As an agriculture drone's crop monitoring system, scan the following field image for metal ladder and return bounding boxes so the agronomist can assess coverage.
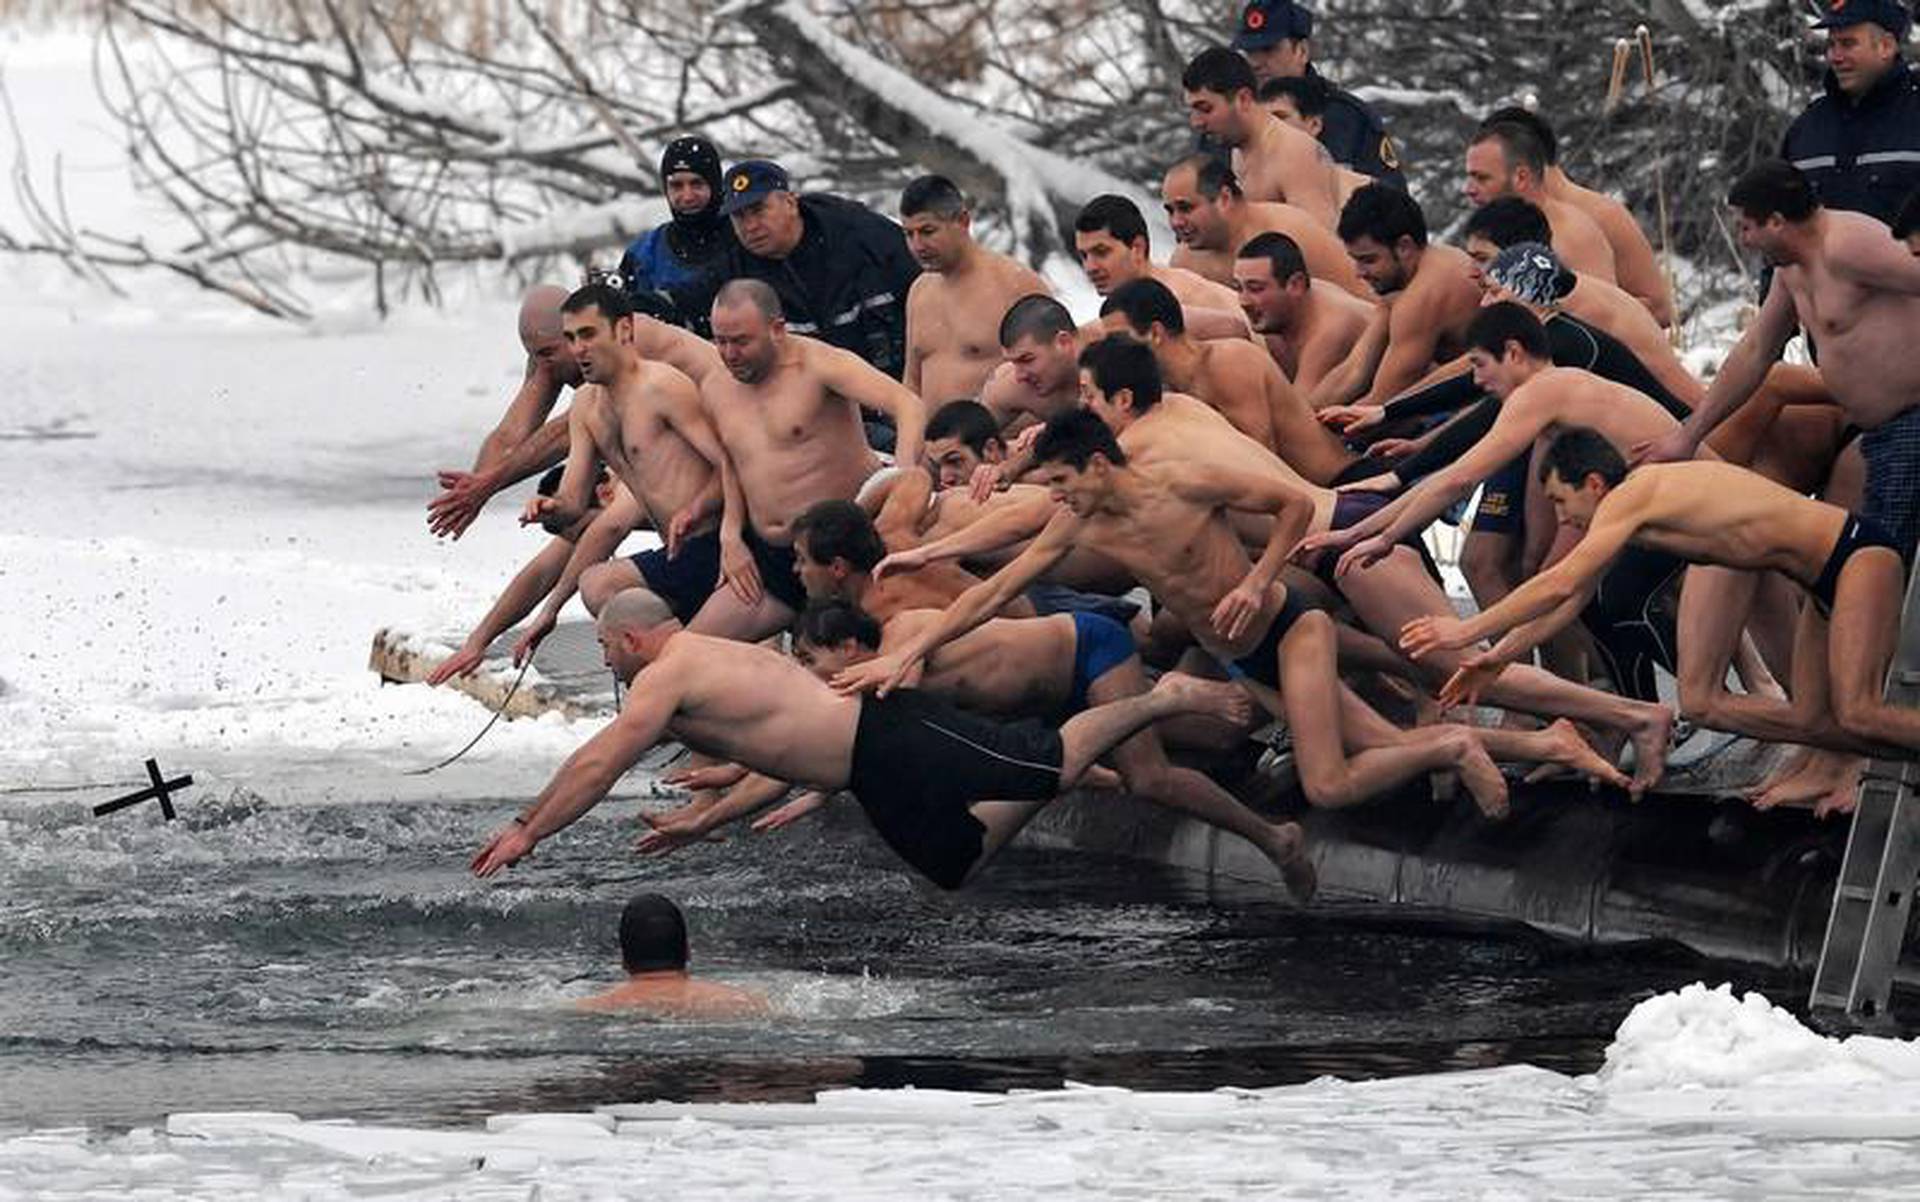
[1809,555,1920,1020]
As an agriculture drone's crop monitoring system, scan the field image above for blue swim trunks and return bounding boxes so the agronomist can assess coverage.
[629,529,723,623]
[1065,611,1136,713]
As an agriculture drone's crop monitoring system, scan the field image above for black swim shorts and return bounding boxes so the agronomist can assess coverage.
[629,529,723,623]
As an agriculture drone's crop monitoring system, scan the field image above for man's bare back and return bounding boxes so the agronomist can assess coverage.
[576,974,769,1018]
[1236,115,1340,227]
[1159,336,1357,485]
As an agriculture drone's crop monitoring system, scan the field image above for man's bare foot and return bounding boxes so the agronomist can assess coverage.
[1534,718,1632,790]
[1626,707,1675,801]
[1814,758,1867,819]
[1754,749,1862,812]
[1446,729,1510,820]
[1153,672,1254,728]
[1260,819,1317,903]
[1747,744,1817,807]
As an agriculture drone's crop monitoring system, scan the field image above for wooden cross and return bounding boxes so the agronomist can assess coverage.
[93,758,193,821]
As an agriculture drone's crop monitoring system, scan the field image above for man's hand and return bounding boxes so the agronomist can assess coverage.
[519,494,577,535]
[512,611,558,667]
[1365,438,1418,460]
[1333,535,1392,579]
[1210,577,1266,643]
[832,650,921,698]
[428,469,498,540]
[1289,526,1361,566]
[872,546,929,581]
[1317,404,1384,435]
[1399,614,1470,660]
[1336,470,1401,494]
[427,643,487,686]
[665,505,700,559]
[634,804,713,857]
[966,462,1006,505]
[751,790,828,832]
[718,532,764,606]
[471,823,536,877]
[1630,427,1699,468]
[664,761,749,792]
[1437,653,1508,709]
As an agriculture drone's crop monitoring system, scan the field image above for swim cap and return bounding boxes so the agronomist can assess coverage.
[1486,241,1567,306]
[660,136,722,193]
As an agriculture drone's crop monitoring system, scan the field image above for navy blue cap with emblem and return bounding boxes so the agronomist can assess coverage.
[1231,0,1313,51]
[1813,0,1912,37]
[719,159,792,216]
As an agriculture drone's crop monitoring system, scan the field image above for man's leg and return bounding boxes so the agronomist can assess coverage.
[960,800,1057,878]
[1053,673,1255,785]
[1088,656,1313,895]
[1827,548,1920,752]
[579,559,645,615]
[686,586,795,642]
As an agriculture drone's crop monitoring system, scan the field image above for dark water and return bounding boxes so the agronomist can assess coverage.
[0,788,1801,1129]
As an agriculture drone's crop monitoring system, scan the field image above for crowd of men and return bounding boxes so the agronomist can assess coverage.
[436,0,1920,900]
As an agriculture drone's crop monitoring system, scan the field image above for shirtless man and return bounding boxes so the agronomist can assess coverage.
[977,294,1083,434]
[791,498,1031,623]
[1162,154,1365,296]
[1638,160,1920,571]
[469,589,1256,891]
[898,174,1050,402]
[1465,122,1617,284]
[1313,185,1485,408]
[1259,76,1372,211]
[870,341,1641,796]
[1098,277,1360,485]
[576,894,768,1018]
[793,597,1312,894]
[1305,302,1700,710]
[1401,432,1914,815]
[692,279,929,640]
[1481,106,1674,327]
[1234,231,1374,397]
[1072,195,1251,338]
[1182,46,1340,227]
[523,284,734,644]
[430,289,724,539]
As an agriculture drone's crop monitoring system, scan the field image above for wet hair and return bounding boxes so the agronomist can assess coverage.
[1728,160,1817,223]
[1077,333,1164,411]
[1181,46,1256,97]
[926,399,1002,455]
[1074,195,1150,249]
[793,499,886,572]
[1033,407,1129,470]
[1480,105,1558,165]
[1539,427,1627,489]
[1895,187,1920,240]
[998,293,1075,348]
[900,174,967,220]
[794,596,883,651]
[1338,183,1427,247]
[1258,73,1329,117]
[619,893,689,973]
[1463,196,1553,249]
[1473,122,1549,179]
[561,281,632,322]
[1466,301,1552,360]
[1179,152,1241,199]
[1100,277,1186,337]
[713,277,784,320]
[1237,230,1309,284]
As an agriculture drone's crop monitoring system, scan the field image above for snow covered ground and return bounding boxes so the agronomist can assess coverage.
[2,986,1918,1199]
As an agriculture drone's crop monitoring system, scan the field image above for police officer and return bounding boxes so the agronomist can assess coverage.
[1782,0,1920,226]
[1228,0,1405,188]
[617,136,735,332]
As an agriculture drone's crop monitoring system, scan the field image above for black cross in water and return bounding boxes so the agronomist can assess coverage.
[93,758,193,821]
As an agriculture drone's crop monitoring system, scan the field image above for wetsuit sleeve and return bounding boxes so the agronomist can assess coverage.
[1394,398,1501,484]
[1381,370,1482,422]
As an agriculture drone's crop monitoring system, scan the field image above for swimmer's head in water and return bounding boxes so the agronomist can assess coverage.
[1074,196,1151,295]
[597,589,678,680]
[925,400,1003,489]
[793,597,882,681]
[998,294,1079,395]
[899,175,973,272]
[710,279,785,383]
[1233,230,1310,332]
[1538,427,1625,532]
[1033,408,1128,517]
[792,500,885,600]
[1338,184,1426,295]
[1483,242,1565,308]
[1727,160,1817,267]
[620,894,690,974]
[560,283,635,386]
[1464,301,1551,399]
[1182,47,1259,145]
[1076,334,1163,433]
[1162,154,1238,251]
